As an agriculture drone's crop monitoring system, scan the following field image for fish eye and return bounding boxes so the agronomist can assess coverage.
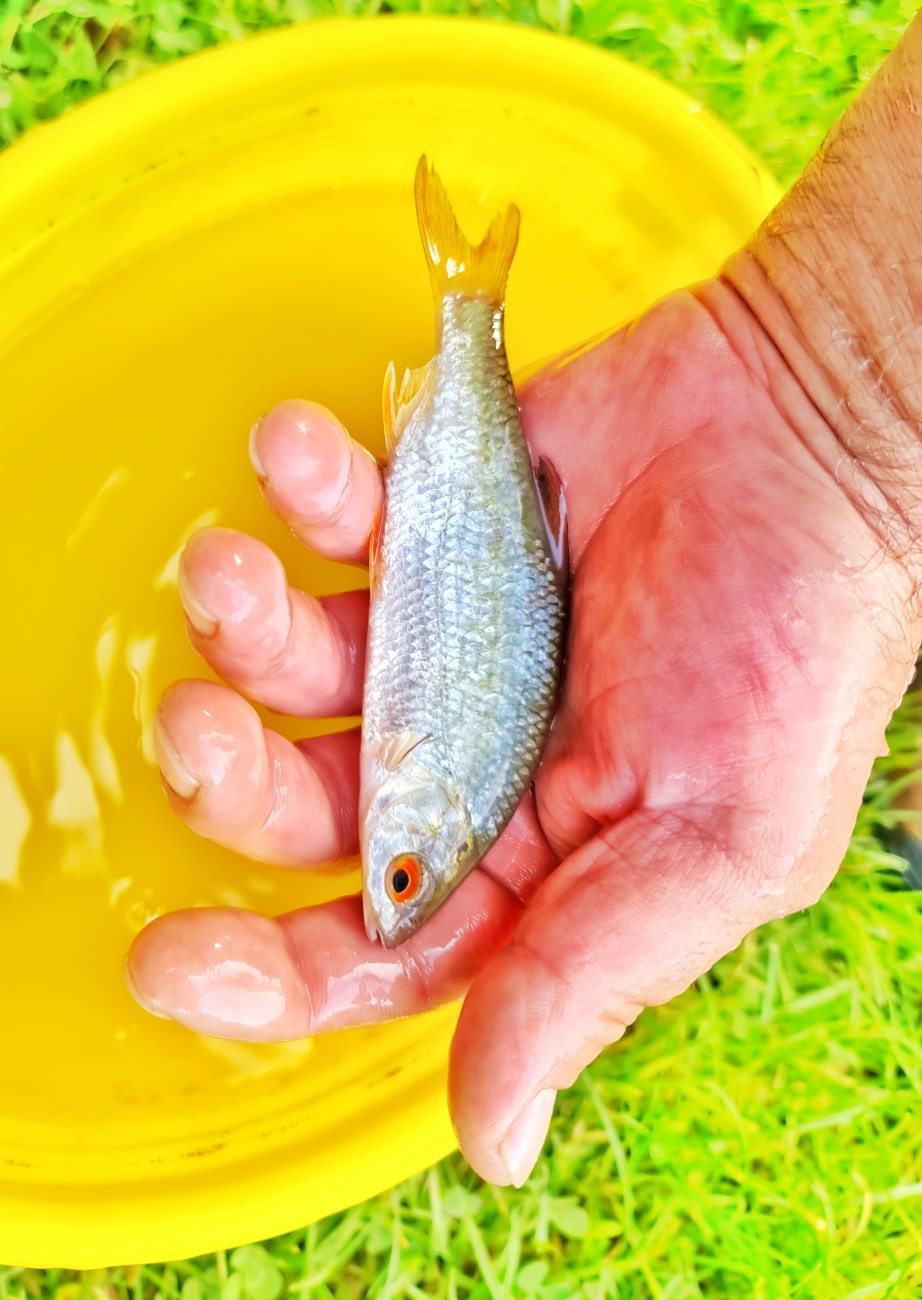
[386,854,425,904]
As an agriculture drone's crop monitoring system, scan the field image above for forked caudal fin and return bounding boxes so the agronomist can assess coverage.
[414,156,520,307]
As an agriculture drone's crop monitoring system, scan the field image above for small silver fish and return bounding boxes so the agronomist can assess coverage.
[359,158,567,948]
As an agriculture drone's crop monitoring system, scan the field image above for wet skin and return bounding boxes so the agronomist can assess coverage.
[126,281,916,1183]
[128,15,922,1185]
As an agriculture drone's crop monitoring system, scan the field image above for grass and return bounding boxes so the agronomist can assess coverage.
[3,0,922,1295]
[0,0,920,181]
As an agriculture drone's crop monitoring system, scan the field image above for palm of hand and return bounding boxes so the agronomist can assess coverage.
[127,286,911,1185]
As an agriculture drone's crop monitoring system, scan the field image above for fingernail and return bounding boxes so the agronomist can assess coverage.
[249,418,266,481]
[177,560,219,638]
[498,1088,556,1187]
[152,712,200,800]
[123,953,171,1020]
[126,911,310,1038]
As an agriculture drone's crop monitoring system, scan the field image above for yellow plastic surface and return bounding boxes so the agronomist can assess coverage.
[0,16,781,1267]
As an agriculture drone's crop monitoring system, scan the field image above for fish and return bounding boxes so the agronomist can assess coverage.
[359,157,568,948]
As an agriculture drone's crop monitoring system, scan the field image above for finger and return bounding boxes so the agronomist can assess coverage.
[178,527,367,717]
[477,787,559,904]
[125,792,558,1037]
[153,679,360,866]
[250,400,383,565]
[124,870,523,1039]
[448,806,837,1187]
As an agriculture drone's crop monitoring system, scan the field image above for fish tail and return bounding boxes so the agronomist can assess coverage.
[414,156,520,307]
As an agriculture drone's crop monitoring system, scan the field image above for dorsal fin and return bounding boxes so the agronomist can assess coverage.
[414,156,520,307]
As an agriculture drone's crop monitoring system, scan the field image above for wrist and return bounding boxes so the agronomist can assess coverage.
[723,13,922,591]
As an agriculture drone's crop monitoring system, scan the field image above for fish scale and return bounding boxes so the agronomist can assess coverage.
[359,160,567,947]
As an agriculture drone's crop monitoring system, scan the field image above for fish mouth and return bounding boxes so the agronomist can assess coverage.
[365,919,411,950]
[363,899,419,948]
[365,907,429,950]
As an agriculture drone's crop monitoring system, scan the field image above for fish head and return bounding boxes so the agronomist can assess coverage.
[362,770,473,948]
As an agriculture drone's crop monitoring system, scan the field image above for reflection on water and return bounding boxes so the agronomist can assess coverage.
[65,467,130,555]
[126,634,159,765]
[0,756,30,887]
[0,390,358,1129]
[156,508,221,589]
[49,730,105,877]
[195,1034,313,1082]
[91,615,124,799]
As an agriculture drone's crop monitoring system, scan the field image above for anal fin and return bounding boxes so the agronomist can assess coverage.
[382,362,399,459]
[382,358,436,460]
[398,362,434,410]
[369,496,386,596]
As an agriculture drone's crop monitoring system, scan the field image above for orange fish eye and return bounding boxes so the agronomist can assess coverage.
[386,854,424,904]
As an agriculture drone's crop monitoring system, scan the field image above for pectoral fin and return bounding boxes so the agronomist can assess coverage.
[380,730,430,771]
[535,457,568,578]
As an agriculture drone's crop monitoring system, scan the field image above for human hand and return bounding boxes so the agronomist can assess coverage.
[125,273,916,1186]
[128,7,922,1188]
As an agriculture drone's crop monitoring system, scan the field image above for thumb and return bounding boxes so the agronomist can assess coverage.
[448,806,829,1186]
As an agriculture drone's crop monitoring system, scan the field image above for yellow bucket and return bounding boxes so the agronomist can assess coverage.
[0,16,780,1267]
